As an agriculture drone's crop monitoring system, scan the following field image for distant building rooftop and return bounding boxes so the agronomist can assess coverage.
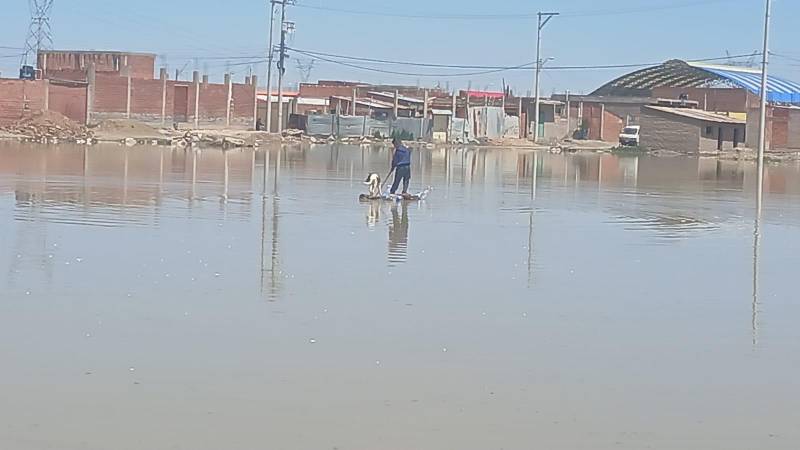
[643,105,745,125]
[593,59,800,104]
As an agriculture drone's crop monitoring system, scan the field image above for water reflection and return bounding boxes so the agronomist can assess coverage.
[388,202,410,266]
[260,147,282,300]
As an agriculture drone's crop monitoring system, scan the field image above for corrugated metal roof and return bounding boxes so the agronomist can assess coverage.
[644,106,745,124]
[689,63,800,104]
[592,60,800,104]
[330,96,410,109]
[367,91,425,104]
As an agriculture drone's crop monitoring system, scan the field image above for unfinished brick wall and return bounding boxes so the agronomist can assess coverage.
[131,78,169,122]
[94,74,128,115]
[39,51,156,80]
[231,83,256,126]
[49,81,87,124]
[579,103,624,142]
[0,79,48,124]
[88,75,255,128]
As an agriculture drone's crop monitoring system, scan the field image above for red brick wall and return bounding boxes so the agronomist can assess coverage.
[232,83,256,121]
[299,84,357,99]
[49,82,87,124]
[89,75,254,127]
[94,74,128,114]
[198,83,228,120]
[0,79,47,124]
[131,78,167,117]
[579,103,624,142]
[39,51,156,81]
[126,55,155,79]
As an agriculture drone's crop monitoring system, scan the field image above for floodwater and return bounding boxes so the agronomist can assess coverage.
[1,141,799,450]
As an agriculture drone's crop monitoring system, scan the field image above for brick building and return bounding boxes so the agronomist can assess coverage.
[558,59,800,143]
[0,50,257,129]
[746,105,800,151]
[38,50,156,81]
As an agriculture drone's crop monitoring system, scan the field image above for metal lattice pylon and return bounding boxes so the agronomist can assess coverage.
[22,0,54,67]
[295,59,314,83]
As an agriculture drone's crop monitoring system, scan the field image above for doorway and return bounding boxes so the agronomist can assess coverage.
[173,85,189,123]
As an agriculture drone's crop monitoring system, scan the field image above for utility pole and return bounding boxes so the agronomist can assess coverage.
[265,0,277,133]
[532,11,559,143]
[276,0,294,135]
[756,0,771,215]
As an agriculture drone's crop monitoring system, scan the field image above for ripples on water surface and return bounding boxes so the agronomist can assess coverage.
[1,142,800,450]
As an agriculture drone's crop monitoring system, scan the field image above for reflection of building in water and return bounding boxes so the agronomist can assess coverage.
[1,146,257,222]
[388,202,409,266]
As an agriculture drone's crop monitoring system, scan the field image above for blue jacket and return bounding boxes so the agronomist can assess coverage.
[392,145,412,168]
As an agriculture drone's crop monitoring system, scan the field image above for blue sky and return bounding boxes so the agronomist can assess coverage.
[1,0,798,94]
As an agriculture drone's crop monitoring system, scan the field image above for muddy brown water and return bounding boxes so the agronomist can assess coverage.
[1,142,799,450]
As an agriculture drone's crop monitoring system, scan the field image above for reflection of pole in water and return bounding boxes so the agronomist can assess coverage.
[123,149,129,206]
[191,149,197,200]
[527,211,535,288]
[752,163,765,348]
[222,150,229,202]
[251,150,256,191]
[262,149,270,197]
[262,179,282,300]
[752,212,761,348]
[531,153,538,200]
[274,146,281,195]
[83,147,90,207]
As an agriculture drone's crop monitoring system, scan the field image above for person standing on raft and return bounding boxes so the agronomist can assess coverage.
[389,137,412,195]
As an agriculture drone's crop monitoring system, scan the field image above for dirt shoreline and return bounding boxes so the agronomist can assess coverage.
[3,117,800,162]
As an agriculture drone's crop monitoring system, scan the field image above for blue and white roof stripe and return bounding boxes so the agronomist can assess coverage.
[691,63,800,104]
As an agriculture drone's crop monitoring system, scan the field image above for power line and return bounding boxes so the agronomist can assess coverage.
[287,47,761,77]
[289,47,536,77]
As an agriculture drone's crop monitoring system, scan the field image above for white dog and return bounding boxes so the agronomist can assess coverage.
[363,173,382,198]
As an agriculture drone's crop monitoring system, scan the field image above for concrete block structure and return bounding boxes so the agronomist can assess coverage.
[640,105,745,153]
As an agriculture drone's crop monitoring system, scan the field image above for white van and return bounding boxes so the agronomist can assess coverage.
[619,125,640,146]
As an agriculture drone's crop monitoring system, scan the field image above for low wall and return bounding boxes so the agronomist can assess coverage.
[0,78,87,125]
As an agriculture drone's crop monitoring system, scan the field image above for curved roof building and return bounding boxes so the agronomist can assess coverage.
[592,59,800,104]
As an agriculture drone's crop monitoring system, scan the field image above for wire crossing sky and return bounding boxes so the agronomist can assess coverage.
[0,0,798,94]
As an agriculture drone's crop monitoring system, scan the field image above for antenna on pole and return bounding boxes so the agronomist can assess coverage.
[22,0,54,68]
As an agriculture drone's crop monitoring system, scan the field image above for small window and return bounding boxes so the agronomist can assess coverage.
[705,126,714,135]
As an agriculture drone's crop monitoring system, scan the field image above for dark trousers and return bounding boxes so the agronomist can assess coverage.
[391,165,411,194]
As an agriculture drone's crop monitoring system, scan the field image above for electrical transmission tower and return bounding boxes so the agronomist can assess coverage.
[296,59,315,83]
[22,0,55,67]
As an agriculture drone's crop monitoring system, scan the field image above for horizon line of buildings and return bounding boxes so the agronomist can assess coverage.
[2,50,800,152]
